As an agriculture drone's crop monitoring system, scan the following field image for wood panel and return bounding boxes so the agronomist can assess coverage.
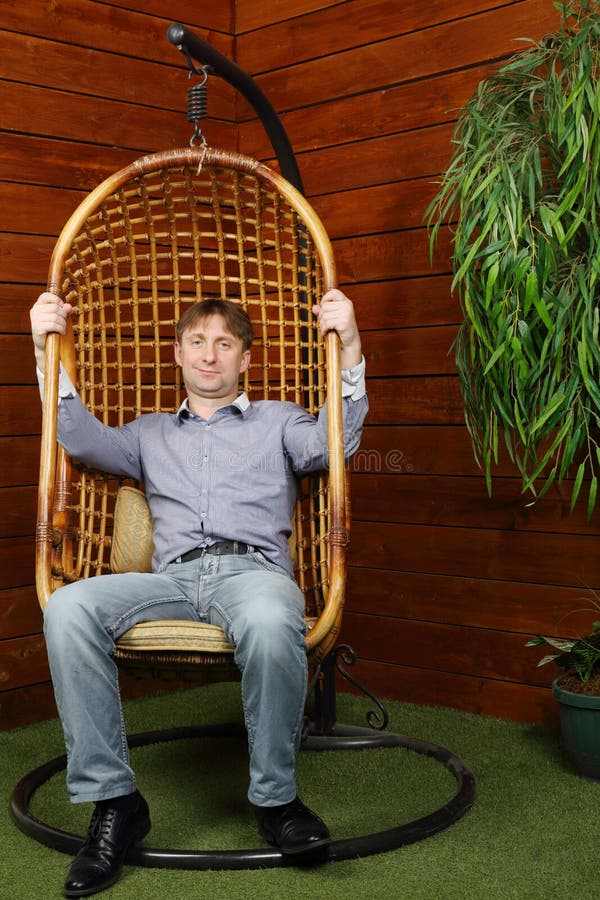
[0,233,57,288]
[0,538,36,590]
[0,634,50,691]
[237,0,521,67]
[3,82,236,153]
[350,425,484,477]
[0,285,40,333]
[239,0,560,117]
[0,389,41,436]
[350,277,460,330]
[0,487,37,540]
[0,1,232,63]
[316,177,439,239]
[2,335,57,385]
[345,567,599,638]
[0,586,42,640]
[351,473,598,535]
[0,183,86,240]
[0,437,40,487]
[240,64,495,158]
[337,658,558,725]
[335,226,452,284]
[361,326,459,377]
[349,521,600,589]
[236,0,345,34]
[0,134,149,191]
[105,0,233,33]
[342,611,552,686]
[0,682,58,730]
[0,29,236,120]
[299,124,455,197]
[365,377,464,426]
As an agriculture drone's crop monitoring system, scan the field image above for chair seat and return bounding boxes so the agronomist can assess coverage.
[115,617,318,656]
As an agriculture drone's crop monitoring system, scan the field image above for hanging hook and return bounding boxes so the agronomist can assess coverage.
[176,42,212,145]
[177,43,212,81]
[182,54,210,147]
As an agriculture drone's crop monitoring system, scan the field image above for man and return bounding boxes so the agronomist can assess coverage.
[30,289,367,898]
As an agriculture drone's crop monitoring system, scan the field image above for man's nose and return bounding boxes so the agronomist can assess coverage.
[201,343,217,362]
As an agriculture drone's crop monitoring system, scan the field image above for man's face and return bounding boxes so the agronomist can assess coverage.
[174,314,250,403]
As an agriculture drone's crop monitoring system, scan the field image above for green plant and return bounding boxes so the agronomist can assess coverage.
[426,0,600,515]
[526,621,600,682]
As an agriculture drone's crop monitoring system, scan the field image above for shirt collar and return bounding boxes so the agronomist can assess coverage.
[176,392,251,422]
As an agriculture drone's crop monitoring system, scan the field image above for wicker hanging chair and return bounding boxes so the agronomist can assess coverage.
[36,145,349,681]
[22,142,477,873]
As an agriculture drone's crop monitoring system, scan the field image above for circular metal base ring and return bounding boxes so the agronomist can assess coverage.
[10,722,476,869]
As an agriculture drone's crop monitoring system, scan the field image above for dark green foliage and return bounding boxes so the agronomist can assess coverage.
[527,619,600,681]
[427,1,600,515]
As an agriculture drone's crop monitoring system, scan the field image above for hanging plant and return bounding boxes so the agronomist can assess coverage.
[426,0,600,516]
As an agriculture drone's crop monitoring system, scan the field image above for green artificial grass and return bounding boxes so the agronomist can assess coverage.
[2,684,599,899]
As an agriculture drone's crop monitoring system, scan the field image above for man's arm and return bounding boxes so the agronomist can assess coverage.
[30,291,73,372]
[282,289,368,472]
[30,291,143,481]
[312,288,362,370]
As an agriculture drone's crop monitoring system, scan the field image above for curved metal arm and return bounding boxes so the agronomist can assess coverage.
[167,23,304,194]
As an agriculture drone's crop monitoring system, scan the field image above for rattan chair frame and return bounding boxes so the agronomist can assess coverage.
[36,146,348,673]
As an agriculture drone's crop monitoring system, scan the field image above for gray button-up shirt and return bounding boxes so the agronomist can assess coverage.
[41,362,368,575]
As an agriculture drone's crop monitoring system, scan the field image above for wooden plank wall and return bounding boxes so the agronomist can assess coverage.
[237,0,598,725]
[0,0,236,729]
[1,0,596,732]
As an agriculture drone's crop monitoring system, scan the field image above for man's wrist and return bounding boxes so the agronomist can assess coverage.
[340,339,362,370]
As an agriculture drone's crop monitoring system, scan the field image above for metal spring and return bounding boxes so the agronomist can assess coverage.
[188,82,207,123]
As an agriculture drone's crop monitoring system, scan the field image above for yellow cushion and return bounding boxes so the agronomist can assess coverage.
[111,485,154,573]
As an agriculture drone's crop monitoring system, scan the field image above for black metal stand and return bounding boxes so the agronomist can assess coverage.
[167,23,304,192]
[10,643,476,869]
[312,645,390,734]
[10,720,475,869]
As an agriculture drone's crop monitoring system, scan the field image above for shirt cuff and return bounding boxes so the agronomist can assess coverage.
[36,363,78,403]
[341,355,366,400]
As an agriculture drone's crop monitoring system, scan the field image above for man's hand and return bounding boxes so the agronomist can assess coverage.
[30,292,73,371]
[312,289,362,370]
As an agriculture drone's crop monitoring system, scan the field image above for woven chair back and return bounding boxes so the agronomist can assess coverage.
[37,148,347,662]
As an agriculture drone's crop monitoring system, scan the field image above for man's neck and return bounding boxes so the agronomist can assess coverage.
[186,391,240,420]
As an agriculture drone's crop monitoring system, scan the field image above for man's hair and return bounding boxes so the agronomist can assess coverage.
[176,299,254,351]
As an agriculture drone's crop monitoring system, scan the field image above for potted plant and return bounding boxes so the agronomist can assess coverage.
[426,0,600,514]
[527,623,600,778]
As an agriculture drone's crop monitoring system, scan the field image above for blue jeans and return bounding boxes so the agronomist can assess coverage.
[43,551,307,807]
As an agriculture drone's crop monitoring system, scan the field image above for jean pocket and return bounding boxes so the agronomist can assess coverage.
[249,551,287,576]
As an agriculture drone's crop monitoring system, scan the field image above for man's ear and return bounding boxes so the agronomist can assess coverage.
[240,349,251,374]
[174,341,182,367]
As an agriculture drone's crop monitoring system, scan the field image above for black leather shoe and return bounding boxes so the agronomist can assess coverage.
[255,796,331,856]
[64,791,151,898]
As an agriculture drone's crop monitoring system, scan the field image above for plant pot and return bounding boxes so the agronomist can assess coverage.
[552,677,600,780]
